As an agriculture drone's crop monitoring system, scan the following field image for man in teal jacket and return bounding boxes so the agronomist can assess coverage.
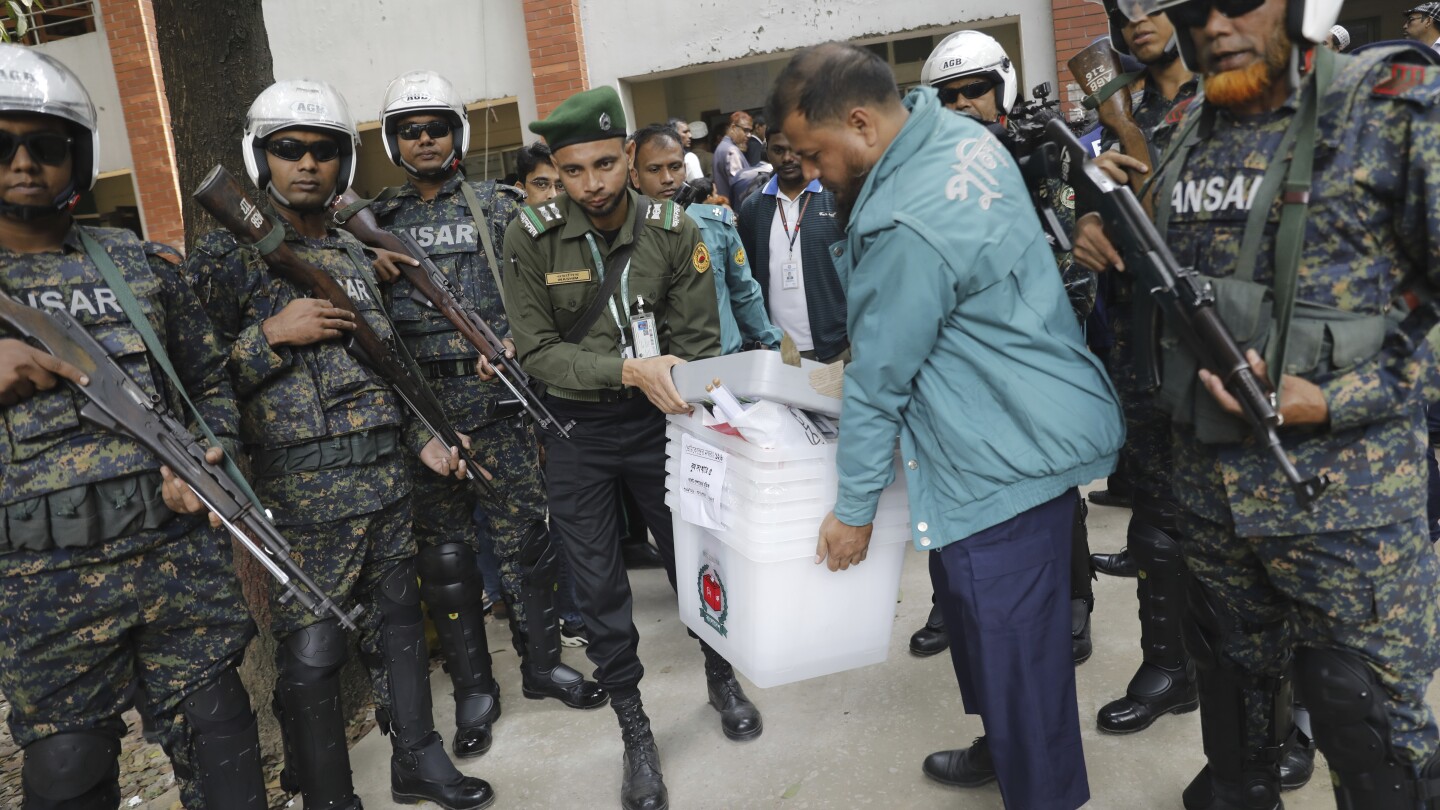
[771,43,1123,810]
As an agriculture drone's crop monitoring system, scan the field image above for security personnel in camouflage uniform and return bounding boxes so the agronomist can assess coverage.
[366,71,607,760]
[0,46,265,810]
[624,123,782,354]
[916,30,1101,666]
[1078,0,1215,752]
[503,86,760,810]
[1075,0,1440,803]
[184,80,491,810]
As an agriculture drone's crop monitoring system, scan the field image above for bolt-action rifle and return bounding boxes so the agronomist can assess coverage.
[0,289,361,629]
[330,190,572,438]
[1038,118,1330,510]
[192,165,499,502]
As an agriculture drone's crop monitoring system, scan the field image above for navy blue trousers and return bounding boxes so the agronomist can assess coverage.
[929,489,1090,810]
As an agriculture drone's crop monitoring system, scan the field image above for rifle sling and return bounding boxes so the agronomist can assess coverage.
[458,180,505,294]
[77,229,266,512]
[564,196,648,345]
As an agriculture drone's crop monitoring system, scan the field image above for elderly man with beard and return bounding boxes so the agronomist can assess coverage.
[1074,0,1440,804]
[774,42,1125,810]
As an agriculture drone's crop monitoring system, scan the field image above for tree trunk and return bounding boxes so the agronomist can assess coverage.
[152,0,272,248]
[151,6,376,804]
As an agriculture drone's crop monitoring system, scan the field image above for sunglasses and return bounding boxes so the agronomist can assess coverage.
[265,138,341,162]
[1165,0,1266,29]
[937,78,998,105]
[0,131,73,166]
[398,121,453,141]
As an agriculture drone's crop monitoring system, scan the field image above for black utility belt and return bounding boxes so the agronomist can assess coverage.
[251,426,402,478]
[422,358,478,380]
[0,471,174,554]
[545,387,641,404]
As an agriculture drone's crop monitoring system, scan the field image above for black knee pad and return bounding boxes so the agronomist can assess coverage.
[22,731,120,805]
[417,543,482,614]
[516,521,554,571]
[183,667,254,736]
[378,558,423,625]
[279,618,349,685]
[1295,647,1393,772]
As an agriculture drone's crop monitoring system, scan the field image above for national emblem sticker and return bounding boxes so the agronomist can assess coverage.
[698,553,728,637]
[692,242,711,274]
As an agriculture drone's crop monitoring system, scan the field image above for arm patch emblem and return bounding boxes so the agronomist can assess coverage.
[734,247,746,266]
[692,242,711,274]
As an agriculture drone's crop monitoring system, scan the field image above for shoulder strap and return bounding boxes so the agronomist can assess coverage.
[458,181,505,293]
[77,228,265,511]
[563,196,649,344]
[1266,46,1336,393]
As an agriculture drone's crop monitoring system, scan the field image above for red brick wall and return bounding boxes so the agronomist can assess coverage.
[523,0,590,118]
[1052,0,1112,117]
[99,0,184,248]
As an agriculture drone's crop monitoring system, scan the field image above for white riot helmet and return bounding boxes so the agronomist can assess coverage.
[379,70,468,177]
[242,79,359,207]
[1128,0,1345,69]
[921,31,1019,115]
[0,43,98,218]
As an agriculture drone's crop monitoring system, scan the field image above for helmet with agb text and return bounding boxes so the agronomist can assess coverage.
[242,79,359,207]
[379,70,469,177]
[0,43,98,219]
[920,31,1019,115]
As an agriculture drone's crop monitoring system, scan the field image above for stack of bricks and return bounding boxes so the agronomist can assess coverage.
[99,0,184,249]
[523,0,590,118]
[1051,0,1112,119]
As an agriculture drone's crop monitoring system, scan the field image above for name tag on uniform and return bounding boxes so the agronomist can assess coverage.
[781,261,800,290]
[546,270,592,286]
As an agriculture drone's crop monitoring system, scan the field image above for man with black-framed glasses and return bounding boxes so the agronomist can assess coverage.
[712,111,753,200]
[1404,2,1440,51]
[1072,0,1440,803]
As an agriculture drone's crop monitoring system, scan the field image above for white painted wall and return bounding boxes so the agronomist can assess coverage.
[262,0,537,128]
[34,24,133,174]
[580,0,1056,119]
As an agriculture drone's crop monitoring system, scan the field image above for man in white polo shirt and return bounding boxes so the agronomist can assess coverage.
[737,130,849,363]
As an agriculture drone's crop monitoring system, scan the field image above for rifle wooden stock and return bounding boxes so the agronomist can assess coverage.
[191,165,499,502]
[0,289,360,629]
[331,189,572,438]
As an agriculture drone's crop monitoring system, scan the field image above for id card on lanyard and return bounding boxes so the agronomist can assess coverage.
[584,232,659,359]
[778,192,810,291]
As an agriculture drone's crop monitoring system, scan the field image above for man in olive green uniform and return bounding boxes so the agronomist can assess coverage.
[502,86,761,810]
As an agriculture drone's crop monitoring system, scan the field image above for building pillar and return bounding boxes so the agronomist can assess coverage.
[522,0,590,119]
[1051,0,1112,118]
[98,0,183,248]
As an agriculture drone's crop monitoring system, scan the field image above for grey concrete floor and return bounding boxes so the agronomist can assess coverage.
[178,485,1440,810]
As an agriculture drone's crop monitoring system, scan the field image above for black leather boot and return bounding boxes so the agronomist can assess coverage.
[511,525,609,710]
[1278,728,1315,791]
[417,544,501,760]
[372,562,494,810]
[1098,504,1198,732]
[922,736,997,788]
[909,603,949,657]
[1072,598,1093,665]
[1091,548,1139,577]
[613,694,668,810]
[702,643,762,741]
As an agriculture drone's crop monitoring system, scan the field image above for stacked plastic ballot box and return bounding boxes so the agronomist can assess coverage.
[664,351,912,688]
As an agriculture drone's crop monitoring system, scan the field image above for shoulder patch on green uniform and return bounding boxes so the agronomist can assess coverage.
[143,241,183,266]
[518,201,565,239]
[643,199,685,232]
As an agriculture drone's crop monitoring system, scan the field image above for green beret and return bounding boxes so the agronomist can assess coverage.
[529,85,627,152]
